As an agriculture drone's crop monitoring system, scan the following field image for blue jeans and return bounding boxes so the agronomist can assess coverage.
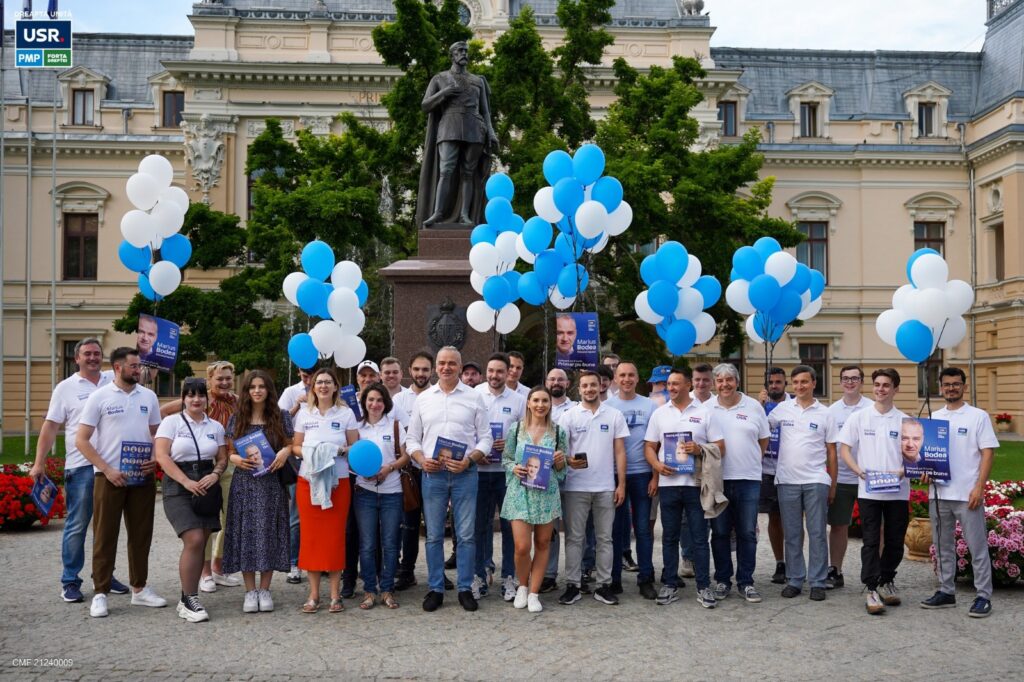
[710,479,761,589]
[353,487,403,593]
[659,485,710,590]
[777,483,829,589]
[475,471,513,580]
[612,473,655,585]
[422,469,478,593]
[61,464,95,587]
[287,483,300,568]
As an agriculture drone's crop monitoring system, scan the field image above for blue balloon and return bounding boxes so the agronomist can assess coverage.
[522,217,552,253]
[556,216,573,234]
[287,333,318,369]
[809,269,826,299]
[160,234,192,269]
[572,144,606,186]
[769,289,803,324]
[348,440,384,478]
[590,176,623,213]
[557,264,589,298]
[300,240,334,281]
[534,250,563,288]
[503,271,522,302]
[138,273,160,302]
[655,320,671,341]
[906,248,941,286]
[355,280,368,307]
[518,271,547,305]
[483,275,512,310]
[753,311,784,343]
[297,278,328,317]
[470,224,498,246]
[505,213,525,234]
[786,263,812,295]
[485,173,514,201]
[640,255,660,286]
[656,241,689,283]
[582,233,602,249]
[748,273,782,311]
[666,319,697,356]
[693,275,722,309]
[895,319,934,363]
[752,236,782,262]
[552,177,585,217]
[729,268,741,282]
[732,246,764,281]
[543,150,574,186]
[647,280,679,317]
[485,197,514,231]
[118,240,152,273]
[554,232,584,263]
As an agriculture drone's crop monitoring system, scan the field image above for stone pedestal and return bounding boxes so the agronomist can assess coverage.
[380,229,495,367]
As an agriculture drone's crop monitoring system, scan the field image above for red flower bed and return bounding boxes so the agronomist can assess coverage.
[0,468,67,531]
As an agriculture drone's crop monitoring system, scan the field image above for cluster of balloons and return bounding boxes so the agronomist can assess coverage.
[117,154,191,301]
[634,242,720,355]
[283,240,370,369]
[725,237,825,344]
[875,249,973,363]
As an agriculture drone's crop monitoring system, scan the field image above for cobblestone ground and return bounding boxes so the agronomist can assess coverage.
[1,506,1022,681]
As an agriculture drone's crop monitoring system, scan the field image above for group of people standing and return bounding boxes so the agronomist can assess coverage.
[31,338,1000,622]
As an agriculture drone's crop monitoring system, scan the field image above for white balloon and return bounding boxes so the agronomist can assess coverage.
[495,231,519,265]
[151,199,186,239]
[574,201,608,239]
[800,290,811,309]
[605,201,632,237]
[634,291,664,325]
[121,210,157,248]
[469,242,500,276]
[874,308,908,346]
[936,315,967,349]
[470,270,487,295]
[674,287,704,320]
[910,253,949,290]
[282,272,308,306]
[310,320,343,354]
[677,255,702,288]
[515,234,537,264]
[550,290,575,310]
[764,251,797,287]
[333,335,366,369]
[126,172,162,211]
[150,234,164,251]
[341,308,366,337]
[331,261,362,290]
[725,279,756,315]
[892,284,916,312]
[327,287,360,324]
[148,260,181,296]
[945,279,974,316]
[159,186,190,213]
[467,300,495,332]
[588,232,609,255]
[797,296,823,321]
[533,186,563,223]
[138,154,174,188]
[495,303,521,334]
[745,315,764,344]
[914,287,949,328]
[693,312,717,345]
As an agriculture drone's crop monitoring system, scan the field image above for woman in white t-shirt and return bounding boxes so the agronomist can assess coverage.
[352,383,410,610]
[154,378,227,623]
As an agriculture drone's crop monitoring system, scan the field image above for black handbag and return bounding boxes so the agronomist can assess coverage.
[277,451,301,487]
[182,415,224,518]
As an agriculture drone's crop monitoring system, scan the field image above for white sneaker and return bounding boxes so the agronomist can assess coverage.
[243,590,259,613]
[286,566,302,584]
[130,586,167,608]
[90,593,108,618]
[502,575,518,602]
[527,593,543,613]
[212,571,242,587]
[471,575,485,600]
[199,576,217,593]
[257,589,274,612]
[177,595,210,623]
[513,585,529,609]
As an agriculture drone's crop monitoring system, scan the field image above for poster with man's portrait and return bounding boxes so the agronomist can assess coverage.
[901,417,951,481]
[136,314,180,373]
[554,312,599,371]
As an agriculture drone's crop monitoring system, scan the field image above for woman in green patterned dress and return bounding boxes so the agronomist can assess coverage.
[500,386,568,612]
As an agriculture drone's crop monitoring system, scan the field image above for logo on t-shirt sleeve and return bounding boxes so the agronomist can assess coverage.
[600,424,609,432]
[140,405,149,414]
[331,421,342,430]
[808,422,819,430]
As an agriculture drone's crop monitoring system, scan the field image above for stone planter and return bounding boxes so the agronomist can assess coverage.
[904,516,932,562]
[995,421,1011,433]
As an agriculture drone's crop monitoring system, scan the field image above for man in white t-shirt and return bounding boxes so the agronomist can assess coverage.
[546,368,576,421]
[76,347,165,618]
[825,365,873,590]
[381,356,416,425]
[837,368,910,615]
[396,351,436,591]
[767,365,837,602]
[29,338,125,603]
[689,363,714,405]
[278,367,313,418]
[506,351,531,398]
[920,367,999,618]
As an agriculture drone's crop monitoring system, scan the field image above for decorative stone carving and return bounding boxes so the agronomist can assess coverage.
[182,113,237,204]
[904,192,960,234]
[787,191,843,234]
[692,122,721,152]
[53,181,111,231]
[427,297,467,351]
[680,0,705,16]
[299,115,332,135]
[246,119,295,138]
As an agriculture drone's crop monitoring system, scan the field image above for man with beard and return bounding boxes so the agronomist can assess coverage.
[395,351,435,591]
[758,366,791,585]
[546,368,576,421]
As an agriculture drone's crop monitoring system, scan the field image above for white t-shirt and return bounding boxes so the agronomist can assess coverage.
[44,371,113,470]
[767,399,838,486]
[931,403,1000,503]
[644,400,723,487]
[827,396,873,484]
[79,382,162,473]
[709,393,770,481]
[474,385,526,472]
[837,405,910,501]
[550,398,577,422]
[155,412,226,463]
[512,382,531,398]
[355,416,404,495]
[294,404,358,479]
[278,381,309,414]
[391,387,419,424]
[558,403,629,493]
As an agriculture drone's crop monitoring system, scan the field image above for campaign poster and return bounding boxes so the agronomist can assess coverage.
[234,430,276,477]
[432,437,467,463]
[520,444,554,490]
[31,476,59,517]
[663,431,695,474]
[136,314,179,373]
[554,312,600,371]
[119,441,153,486]
[488,422,504,463]
[340,385,362,420]
[902,417,951,481]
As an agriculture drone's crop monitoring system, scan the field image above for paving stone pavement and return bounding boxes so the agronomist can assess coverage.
[1,506,1022,681]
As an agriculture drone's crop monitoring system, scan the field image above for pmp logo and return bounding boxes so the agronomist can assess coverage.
[16,21,72,49]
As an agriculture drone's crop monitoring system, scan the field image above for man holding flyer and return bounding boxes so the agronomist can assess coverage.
[76,347,164,618]
[920,367,999,618]
[837,369,909,615]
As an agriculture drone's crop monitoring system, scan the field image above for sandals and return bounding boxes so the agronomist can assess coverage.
[329,598,345,613]
[359,593,377,610]
[301,599,320,614]
[381,592,399,609]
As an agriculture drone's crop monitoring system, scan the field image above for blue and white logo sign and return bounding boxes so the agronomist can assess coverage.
[15,20,72,68]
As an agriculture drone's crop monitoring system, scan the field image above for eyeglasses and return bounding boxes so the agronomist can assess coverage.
[941,382,964,389]
[314,380,335,386]
[840,376,862,383]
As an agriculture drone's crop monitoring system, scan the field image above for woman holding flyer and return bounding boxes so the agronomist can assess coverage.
[292,367,359,614]
[221,371,294,614]
[154,378,228,623]
[353,383,410,611]
[500,386,568,613]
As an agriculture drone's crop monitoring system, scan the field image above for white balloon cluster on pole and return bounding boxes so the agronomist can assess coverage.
[875,248,973,363]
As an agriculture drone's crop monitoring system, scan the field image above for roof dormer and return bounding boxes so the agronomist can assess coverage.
[903,81,952,139]
[58,66,110,129]
[786,81,834,139]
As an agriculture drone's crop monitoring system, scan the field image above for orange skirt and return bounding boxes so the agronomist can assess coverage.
[296,477,349,572]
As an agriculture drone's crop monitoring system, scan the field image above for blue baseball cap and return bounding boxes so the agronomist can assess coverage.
[647,365,671,384]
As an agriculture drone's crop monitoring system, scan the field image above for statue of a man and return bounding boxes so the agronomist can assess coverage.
[416,41,498,228]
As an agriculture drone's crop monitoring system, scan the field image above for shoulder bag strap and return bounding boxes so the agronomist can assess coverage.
[181,414,203,467]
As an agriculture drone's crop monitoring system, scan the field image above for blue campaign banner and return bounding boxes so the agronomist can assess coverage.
[137,314,179,373]
[902,417,951,481]
[119,441,153,486]
[15,19,71,48]
[663,431,696,474]
[554,312,600,371]
[339,385,362,420]
[234,430,276,477]
[432,437,467,462]
[520,444,554,490]
[31,475,59,517]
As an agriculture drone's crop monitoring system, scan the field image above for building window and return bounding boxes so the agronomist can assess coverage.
[918,350,942,398]
[994,224,1005,281]
[914,221,945,256]
[154,370,182,398]
[162,91,184,128]
[799,343,828,398]
[796,221,828,278]
[918,102,936,137]
[62,340,79,380]
[72,89,94,126]
[799,102,818,137]
[718,101,737,137]
[63,213,99,280]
